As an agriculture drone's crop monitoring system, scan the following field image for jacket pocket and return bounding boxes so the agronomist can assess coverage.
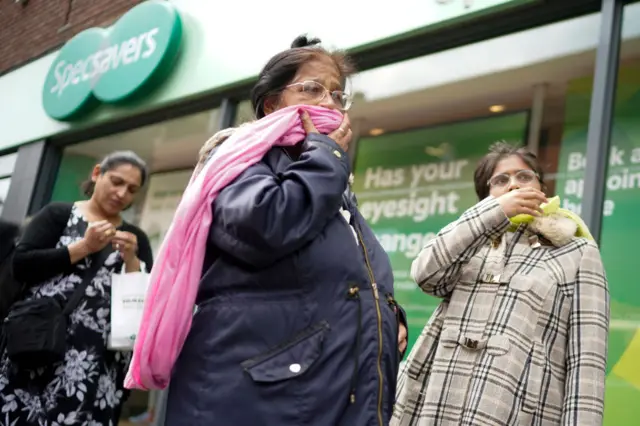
[385,294,400,350]
[241,320,330,383]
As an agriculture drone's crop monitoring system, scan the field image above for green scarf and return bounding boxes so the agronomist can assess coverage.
[507,195,594,241]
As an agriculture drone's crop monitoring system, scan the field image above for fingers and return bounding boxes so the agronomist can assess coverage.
[92,222,115,242]
[510,188,547,216]
[398,323,408,352]
[299,111,318,134]
[399,328,407,341]
[113,231,137,253]
[328,113,353,151]
[512,200,543,216]
[113,241,134,252]
[93,221,113,232]
[522,199,545,214]
[113,231,136,242]
[333,128,353,150]
[341,113,351,131]
[517,187,548,203]
[399,335,407,352]
[91,221,111,233]
[328,113,351,139]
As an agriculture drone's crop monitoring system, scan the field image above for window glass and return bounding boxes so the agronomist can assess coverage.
[0,153,17,178]
[0,153,18,217]
[0,177,11,217]
[346,12,618,358]
[546,4,640,422]
[234,100,255,126]
[51,108,220,226]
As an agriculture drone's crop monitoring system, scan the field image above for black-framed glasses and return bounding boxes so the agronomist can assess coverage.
[487,169,539,188]
[285,80,353,111]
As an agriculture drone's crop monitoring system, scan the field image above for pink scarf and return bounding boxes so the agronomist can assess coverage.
[124,105,343,390]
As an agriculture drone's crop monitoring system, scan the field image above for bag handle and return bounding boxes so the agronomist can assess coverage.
[119,260,148,275]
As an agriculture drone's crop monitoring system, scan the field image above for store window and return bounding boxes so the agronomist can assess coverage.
[350,10,640,423]
[0,152,18,217]
[51,108,221,226]
[348,8,640,422]
[543,4,640,424]
[234,100,255,127]
[353,11,634,357]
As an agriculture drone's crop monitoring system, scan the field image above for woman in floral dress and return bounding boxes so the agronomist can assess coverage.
[0,151,153,426]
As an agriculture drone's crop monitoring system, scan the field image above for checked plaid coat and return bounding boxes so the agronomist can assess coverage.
[391,196,609,426]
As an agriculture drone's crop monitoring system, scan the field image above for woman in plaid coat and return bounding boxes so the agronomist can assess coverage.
[392,142,609,426]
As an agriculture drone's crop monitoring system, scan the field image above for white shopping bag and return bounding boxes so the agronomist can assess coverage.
[108,264,150,351]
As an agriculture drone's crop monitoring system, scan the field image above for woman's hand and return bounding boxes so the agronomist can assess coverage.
[112,231,140,272]
[84,220,116,253]
[398,322,408,354]
[300,111,352,152]
[496,188,548,218]
[69,220,115,264]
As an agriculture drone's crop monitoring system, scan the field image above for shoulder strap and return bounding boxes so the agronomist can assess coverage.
[62,247,111,316]
[61,216,110,316]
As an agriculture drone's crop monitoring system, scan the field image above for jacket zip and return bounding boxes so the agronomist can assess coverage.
[354,226,384,426]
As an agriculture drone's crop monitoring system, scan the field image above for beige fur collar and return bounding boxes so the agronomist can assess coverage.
[526,213,578,247]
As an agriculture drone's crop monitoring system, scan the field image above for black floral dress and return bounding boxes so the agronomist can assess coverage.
[0,205,152,426]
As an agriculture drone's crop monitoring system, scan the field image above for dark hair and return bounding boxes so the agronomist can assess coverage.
[473,141,545,200]
[81,150,148,197]
[250,34,356,119]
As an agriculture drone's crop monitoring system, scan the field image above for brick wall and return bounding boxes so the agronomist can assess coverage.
[0,0,144,76]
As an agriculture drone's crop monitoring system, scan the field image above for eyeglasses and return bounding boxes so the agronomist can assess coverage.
[487,169,539,188]
[285,80,353,111]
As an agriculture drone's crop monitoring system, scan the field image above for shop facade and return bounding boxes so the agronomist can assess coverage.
[1,0,639,423]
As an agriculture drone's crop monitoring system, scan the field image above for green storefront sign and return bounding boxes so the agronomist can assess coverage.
[42,0,183,121]
[555,65,640,426]
[351,112,529,355]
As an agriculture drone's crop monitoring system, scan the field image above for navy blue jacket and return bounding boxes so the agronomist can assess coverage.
[165,133,406,426]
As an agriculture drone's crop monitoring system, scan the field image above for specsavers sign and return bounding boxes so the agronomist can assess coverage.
[42,0,182,121]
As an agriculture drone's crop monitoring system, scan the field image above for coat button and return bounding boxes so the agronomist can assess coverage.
[463,338,479,349]
[289,363,301,373]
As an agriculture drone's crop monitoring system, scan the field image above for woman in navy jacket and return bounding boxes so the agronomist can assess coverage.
[165,35,408,426]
